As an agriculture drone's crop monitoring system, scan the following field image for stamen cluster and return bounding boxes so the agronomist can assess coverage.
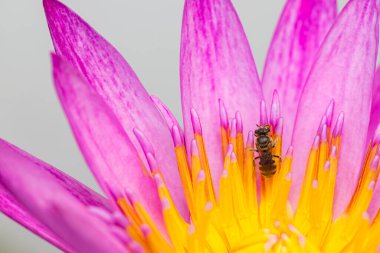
[94,96,380,253]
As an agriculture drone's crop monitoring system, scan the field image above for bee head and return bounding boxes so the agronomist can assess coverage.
[255,125,270,136]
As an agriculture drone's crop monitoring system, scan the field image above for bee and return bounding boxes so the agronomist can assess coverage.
[254,125,281,177]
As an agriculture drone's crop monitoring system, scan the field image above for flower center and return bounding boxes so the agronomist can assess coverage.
[112,98,380,253]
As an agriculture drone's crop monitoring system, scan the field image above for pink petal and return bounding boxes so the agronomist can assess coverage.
[43,0,187,217]
[368,67,380,140]
[52,54,164,231]
[291,0,379,217]
[180,0,263,189]
[367,68,380,218]
[0,185,71,252]
[262,0,337,150]
[0,140,127,253]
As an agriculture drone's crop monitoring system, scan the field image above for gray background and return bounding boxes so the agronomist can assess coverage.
[0,0,363,252]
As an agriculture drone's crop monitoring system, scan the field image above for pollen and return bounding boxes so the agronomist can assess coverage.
[114,95,380,253]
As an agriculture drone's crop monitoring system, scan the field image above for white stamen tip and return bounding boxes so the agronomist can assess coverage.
[265,236,278,251]
[231,151,237,162]
[161,198,170,210]
[197,170,206,181]
[188,224,195,235]
[191,139,199,156]
[205,202,213,211]
[140,224,151,237]
[324,161,331,171]
[298,235,306,247]
[368,180,376,191]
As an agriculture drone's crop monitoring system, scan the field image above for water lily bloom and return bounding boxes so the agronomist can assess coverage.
[1,0,380,252]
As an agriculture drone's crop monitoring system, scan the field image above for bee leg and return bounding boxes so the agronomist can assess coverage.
[273,155,282,162]
[254,156,261,160]
[272,138,279,148]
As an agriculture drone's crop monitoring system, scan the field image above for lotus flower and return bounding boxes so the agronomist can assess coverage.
[1,0,379,252]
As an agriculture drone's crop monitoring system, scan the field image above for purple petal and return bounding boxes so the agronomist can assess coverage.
[180,0,263,189]
[291,0,379,216]
[0,143,110,209]
[367,68,380,218]
[368,67,380,140]
[0,140,127,253]
[262,0,337,150]
[52,55,164,230]
[43,0,187,217]
[0,185,71,252]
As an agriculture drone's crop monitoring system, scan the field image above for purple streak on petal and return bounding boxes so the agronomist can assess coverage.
[291,0,379,217]
[263,0,337,151]
[0,140,126,253]
[52,55,164,230]
[0,185,71,252]
[368,68,380,141]
[43,0,186,217]
[181,0,263,191]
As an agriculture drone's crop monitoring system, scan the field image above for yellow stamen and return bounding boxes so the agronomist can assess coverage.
[114,104,380,253]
